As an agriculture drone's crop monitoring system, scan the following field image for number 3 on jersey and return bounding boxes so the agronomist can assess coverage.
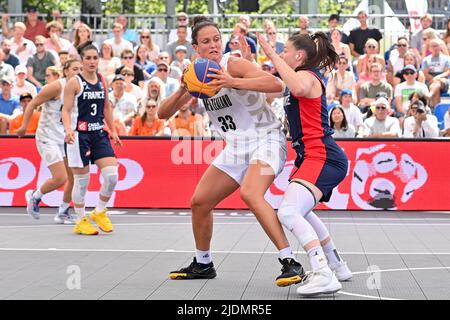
[218,115,236,132]
[90,103,97,116]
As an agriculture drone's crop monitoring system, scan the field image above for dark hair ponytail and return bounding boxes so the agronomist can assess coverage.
[289,31,339,72]
[191,16,220,45]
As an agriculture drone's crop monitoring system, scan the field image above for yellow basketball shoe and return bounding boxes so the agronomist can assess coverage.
[89,208,113,233]
[73,216,99,235]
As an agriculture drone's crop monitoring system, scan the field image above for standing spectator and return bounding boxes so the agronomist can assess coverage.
[105,23,133,58]
[120,67,143,103]
[337,89,364,135]
[326,14,348,44]
[264,21,284,55]
[98,42,121,85]
[326,57,355,104]
[10,22,36,65]
[359,62,393,112]
[348,10,382,59]
[26,36,56,88]
[115,15,139,46]
[402,100,439,138]
[362,97,401,138]
[109,74,138,127]
[12,65,37,97]
[239,14,257,44]
[9,92,40,135]
[141,76,166,106]
[135,45,156,79]
[129,99,166,136]
[137,29,160,62]
[410,14,433,56]
[0,50,15,81]
[169,12,192,43]
[68,23,93,59]
[0,77,20,134]
[44,21,71,56]
[170,45,190,71]
[154,61,180,97]
[393,52,425,87]
[387,37,409,86]
[297,15,311,35]
[330,29,351,63]
[115,49,145,88]
[2,39,20,69]
[167,26,195,61]
[329,106,356,138]
[394,65,430,115]
[169,98,204,137]
[22,6,49,41]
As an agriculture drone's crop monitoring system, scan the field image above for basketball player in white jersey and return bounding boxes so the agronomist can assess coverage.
[17,59,82,224]
[160,17,305,286]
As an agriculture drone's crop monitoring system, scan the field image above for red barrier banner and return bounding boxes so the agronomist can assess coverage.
[1,137,449,211]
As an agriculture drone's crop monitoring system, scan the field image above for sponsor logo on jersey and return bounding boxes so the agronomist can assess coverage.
[77,121,88,131]
[203,94,232,111]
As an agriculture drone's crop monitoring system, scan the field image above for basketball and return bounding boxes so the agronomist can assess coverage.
[183,58,220,99]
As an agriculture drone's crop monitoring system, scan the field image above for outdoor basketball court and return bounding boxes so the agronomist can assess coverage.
[0,208,449,300]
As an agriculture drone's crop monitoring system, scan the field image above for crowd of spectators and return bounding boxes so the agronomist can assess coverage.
[1,7,450,138]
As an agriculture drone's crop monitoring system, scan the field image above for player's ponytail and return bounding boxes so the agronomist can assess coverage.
[289,31,338,72]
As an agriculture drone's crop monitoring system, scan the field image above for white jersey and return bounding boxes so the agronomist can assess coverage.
[201,53,282,143]
[35,78,66,144]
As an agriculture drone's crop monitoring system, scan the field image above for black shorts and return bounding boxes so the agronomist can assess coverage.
[66,130,115,168]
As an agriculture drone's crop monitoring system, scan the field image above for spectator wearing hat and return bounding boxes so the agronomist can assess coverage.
[109,74,138,129]
[361,97,401,138]
[0,77,20,134]
[9,92,40,135]
[9,22,36,66]
[12,65,37,98]
[167,25,195,61]
[26,35,56,88]
[394,65,430,115]
[115,49,145,88]
[171,45,190,71]
[337,89,364,135]
[0,49,15,81]
[156,51,182,81]
[1,39,20,69]
[358,62,393,113]
[402,100,439,138]
[105,23,134,58]
[23,6,49,41]
[154,61,180,97]
[329,106,356,138]
[169,12,192,43]
[326,55,355,105]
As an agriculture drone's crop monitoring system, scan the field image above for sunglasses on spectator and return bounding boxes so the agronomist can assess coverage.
[397,44,407,47]
[123,56,134,60]
[267,32,277,35]
[404,71,415,75]
[35,43,45,46]
[146,104,157,109]
[366,45,376,49]
[157,68,168,72]
[141,35,150,39]
[376,106,387,110]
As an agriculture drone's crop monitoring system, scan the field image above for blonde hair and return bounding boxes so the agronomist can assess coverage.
[47,66,62,78]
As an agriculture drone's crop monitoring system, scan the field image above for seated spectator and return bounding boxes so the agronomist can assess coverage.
[330,29,351,63]
[12,65,37,97]
[105,23,133,58]
[115,49,145,88]
[0,77,20,133]
[129,99,166,136]
[361,97,401,138]
[402,100,439,138]
[156,51,182,80]
[137,29,160,62]
[421,28,449,59]
[141,76,166,106]
[356,39,385,82]
[224,23,257,59]
[168,12,192,43]
[9,92,39,135]
[135,45,156,78]
[169,98,204,137]
[264,21,284,55]
[393,51,425,87]
[359,62,393,113]
[427,43,450,107]
[170,45,190,71]
[45,21,71,58]
[336,89,364,135]
[10,22,36,65]
[394,65,430,115]
[2,38,20,69]
[326,56,355,104]
[120,67,142,103]
[109,74,138,127]
[167,25,195,61]
[154,61,180,97]
[329,106,356,138]
[0,49,15,80]
[98,42,121,85]
[112,15,139,46]
[68,23,94,60]
[387,37,409,87]
[27,36,56,88]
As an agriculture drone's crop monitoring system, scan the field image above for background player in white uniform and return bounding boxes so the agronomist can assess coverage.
[160,17,305,286]
[17,59,82,224]
[62,44,122,236]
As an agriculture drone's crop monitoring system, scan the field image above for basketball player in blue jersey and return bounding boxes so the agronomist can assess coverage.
[161,17,305,287]
[62,44,122,236]
[257,31,352,296]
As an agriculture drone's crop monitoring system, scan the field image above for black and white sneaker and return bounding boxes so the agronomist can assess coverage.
[275,258,305,287]
[169,258,217,280]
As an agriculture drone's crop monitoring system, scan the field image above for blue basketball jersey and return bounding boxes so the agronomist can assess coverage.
[72,73,106,132]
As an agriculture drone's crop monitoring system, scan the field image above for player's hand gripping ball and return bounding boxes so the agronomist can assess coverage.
[183,58,220,99]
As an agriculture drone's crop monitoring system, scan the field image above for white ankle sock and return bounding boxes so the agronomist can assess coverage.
[58,201,70,213]
[74,206,85,220]
[307,246,328,272]
[279,246,295,260]
[33,189,43,200]
[95,199,108,213]
[196,250,212,264]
